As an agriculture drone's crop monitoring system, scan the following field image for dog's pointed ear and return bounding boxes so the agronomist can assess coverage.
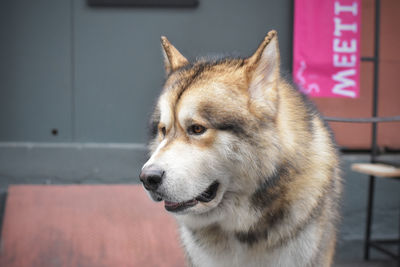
[161,36,189,75]
[245,30,280,115]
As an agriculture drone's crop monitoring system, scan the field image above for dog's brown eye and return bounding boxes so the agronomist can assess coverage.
[188,124,206,135]
[161,126,166,137]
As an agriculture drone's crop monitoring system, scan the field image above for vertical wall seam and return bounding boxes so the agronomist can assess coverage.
[70,0,76,141]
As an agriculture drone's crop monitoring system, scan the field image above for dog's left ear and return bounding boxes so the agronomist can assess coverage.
[245,30,280,115]
[161,36,189,75]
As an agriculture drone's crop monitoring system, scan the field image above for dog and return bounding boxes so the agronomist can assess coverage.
[139,30,342,267]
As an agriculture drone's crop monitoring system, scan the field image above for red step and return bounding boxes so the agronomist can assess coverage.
[0,185,185,267]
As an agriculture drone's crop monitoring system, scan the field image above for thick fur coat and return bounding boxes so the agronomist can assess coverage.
[140,30,342,267]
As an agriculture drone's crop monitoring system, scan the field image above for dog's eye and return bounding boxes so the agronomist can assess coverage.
[160,126,166,137]
[188,124,206,135]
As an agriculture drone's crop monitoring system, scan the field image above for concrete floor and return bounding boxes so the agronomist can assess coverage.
[334,261,397,267]
[1,185,397,266]
[335,241,399,266]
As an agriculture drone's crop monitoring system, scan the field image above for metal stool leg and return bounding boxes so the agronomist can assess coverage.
[398,209,400,267]
[364,175,376,260]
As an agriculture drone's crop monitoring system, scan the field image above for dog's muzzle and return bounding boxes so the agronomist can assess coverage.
[140,165,220,213]
[164,181,220,212]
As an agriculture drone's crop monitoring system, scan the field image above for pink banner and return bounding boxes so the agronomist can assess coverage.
[293,0,361,98]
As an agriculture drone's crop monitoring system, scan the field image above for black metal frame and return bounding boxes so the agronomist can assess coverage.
[324,0,399,264]
[362,0,399,264]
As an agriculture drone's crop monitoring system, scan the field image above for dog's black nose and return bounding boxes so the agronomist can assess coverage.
[139,166,164,191]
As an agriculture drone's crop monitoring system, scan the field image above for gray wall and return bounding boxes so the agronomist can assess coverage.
[0,0,293,143]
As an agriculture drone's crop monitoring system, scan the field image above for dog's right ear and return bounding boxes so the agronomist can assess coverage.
[245,30,280,116]
[161,36,189,75]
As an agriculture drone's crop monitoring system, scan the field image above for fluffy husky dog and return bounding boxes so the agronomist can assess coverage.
[140,30,341,267]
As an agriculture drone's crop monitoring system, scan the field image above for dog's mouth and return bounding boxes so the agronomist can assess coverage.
[163,181,220,213]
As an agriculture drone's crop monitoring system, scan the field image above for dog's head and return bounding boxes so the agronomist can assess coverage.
[140,31,282,218]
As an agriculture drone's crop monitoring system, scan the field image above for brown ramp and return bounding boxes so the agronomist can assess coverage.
[0,185,186,267]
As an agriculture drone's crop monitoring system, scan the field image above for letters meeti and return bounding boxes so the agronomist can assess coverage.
[332,1,359,98]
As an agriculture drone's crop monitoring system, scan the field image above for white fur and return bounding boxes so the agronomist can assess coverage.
[180,221,321,267]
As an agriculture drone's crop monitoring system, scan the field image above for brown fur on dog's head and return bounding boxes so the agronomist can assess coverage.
[143,30,336,230]
[142,31,288,219]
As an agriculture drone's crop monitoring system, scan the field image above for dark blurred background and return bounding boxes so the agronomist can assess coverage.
[0,0,399,265]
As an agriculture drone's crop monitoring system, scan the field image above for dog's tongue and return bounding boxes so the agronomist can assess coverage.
[164,199,198,212]
[164,200,180,208]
